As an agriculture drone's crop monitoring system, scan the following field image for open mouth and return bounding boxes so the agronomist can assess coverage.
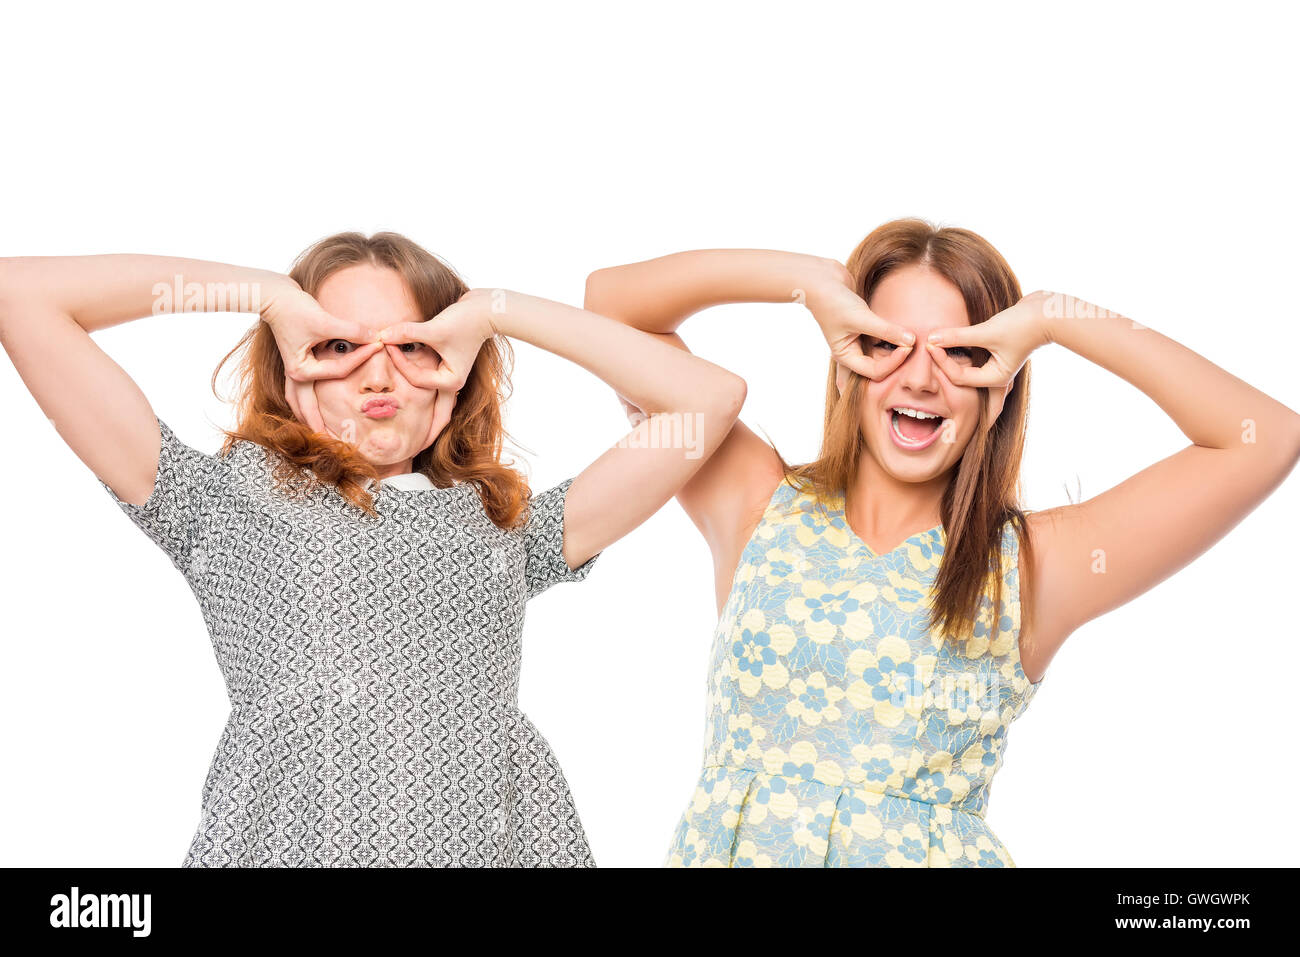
[889,406,947,449]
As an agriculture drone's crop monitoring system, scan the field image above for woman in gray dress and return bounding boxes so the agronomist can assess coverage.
[0,232,746,867]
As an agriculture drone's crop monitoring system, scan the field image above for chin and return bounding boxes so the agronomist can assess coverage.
[863,429,962,481]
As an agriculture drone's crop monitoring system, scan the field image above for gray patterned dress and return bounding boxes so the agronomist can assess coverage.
[97,414,600,867]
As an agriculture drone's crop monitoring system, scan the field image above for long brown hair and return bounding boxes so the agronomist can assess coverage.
[210,231,529,529]
[775,218,1035,653]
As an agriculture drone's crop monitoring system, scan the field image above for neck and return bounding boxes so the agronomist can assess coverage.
[845,450,950,543]
[370,459,416,479]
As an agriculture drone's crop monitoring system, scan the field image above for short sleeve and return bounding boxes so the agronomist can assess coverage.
[96,414,222,577]
[523,476,600,601]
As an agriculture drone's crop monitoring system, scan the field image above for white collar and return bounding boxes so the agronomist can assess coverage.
[364,472,436,492]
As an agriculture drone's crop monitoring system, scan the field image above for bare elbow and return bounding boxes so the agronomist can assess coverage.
[731,373,748,412]
[718,372,747,420]
[583,268,613,313]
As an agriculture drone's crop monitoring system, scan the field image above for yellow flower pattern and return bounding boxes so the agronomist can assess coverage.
[666,479,1045,867]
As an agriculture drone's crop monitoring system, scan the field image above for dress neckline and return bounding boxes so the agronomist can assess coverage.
[235,440,479,511]
[828,489,945,558]
[365,472,437,492]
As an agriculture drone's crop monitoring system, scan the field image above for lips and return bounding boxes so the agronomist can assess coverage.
[887,405,948,451]
[361,397,398,418]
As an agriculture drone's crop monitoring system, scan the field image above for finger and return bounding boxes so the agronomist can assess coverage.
[924,340,993,387]
[313,313,377,346]
[284,372,305,423]
[301,380,333,437]
[837,353,883,381]
[421,387,458,451]
[284,340,377,382]
[926,325,986,349]
[288,375,329,434]
[847,301,915,349]
[386,343,464,391]
[385,342,447,390]
[838,341,911,381]
[871,323,917,349]
[376,321,435,347]
[284,374,313,431]
[286,373,347,441]
[875,343,912,379]
[280,347,312,383]
[297,340,387,381]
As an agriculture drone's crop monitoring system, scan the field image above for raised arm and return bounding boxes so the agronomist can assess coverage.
[927,292,1300,682]
[585,250,915,610]
[497,290,754,570]
[0,255,375,506]
[381,287,747,570]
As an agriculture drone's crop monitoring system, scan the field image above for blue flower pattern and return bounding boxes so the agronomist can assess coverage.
[666,479,1044,867]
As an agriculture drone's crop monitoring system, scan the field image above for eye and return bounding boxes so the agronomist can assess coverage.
[395,342,442,365]
[945,346,973,360]
[320,339,359,355]
[865,336,898,353]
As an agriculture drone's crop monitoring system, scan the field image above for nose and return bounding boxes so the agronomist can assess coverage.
[893,337,941,392]
[357,341,399,393]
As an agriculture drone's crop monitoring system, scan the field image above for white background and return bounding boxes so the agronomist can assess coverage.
[1,1,1296,867]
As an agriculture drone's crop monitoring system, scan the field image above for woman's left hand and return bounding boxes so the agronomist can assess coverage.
[377,289,496,392]
[924,289,1056,387]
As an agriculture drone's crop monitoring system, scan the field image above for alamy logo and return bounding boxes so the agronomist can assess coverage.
[49,886,151,938]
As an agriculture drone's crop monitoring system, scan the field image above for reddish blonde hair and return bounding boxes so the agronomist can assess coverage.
[211,231,529,529]
[774,218,1035,652]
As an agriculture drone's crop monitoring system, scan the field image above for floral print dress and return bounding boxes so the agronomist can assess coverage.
[666,477,1045,867]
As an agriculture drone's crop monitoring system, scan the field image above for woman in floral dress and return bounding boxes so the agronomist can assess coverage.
[587,221,1300,866]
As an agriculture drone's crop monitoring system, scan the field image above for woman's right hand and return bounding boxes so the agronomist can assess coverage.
[803,269,917,383]
[261,281,389,438]
[260,281,386,382]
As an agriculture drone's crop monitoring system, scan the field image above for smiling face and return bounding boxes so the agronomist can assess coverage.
[856,263,991,484]
[310,263,443,473]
